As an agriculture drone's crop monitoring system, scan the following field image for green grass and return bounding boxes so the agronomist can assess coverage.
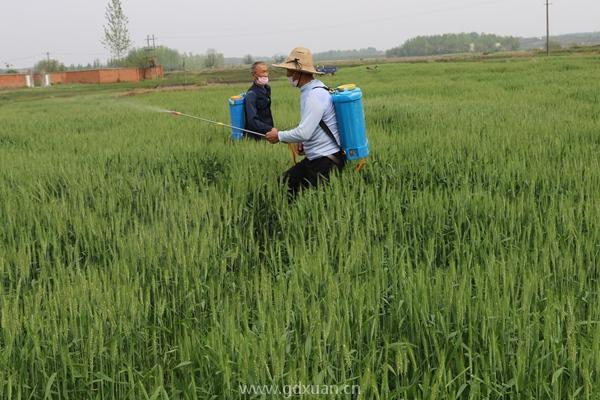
[0,55,599,399]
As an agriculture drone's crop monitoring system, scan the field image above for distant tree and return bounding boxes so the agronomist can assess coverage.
[156,46,185,70]
[243,54,254,65]
[272,54,286,63]
[34,59,66,73]
[122,46,183,71]
[205,49,224,68]
[121,48,147,68]
[102,0,132,60]
[182,53,206,70]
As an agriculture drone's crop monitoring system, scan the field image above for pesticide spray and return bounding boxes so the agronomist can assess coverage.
[163,109,305,164]
[116,101,262,137]
[165,109,305,163]
[167,110,265,138]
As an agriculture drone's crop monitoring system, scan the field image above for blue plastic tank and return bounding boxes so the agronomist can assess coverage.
[228,94,246,140]
[331,84,369,160]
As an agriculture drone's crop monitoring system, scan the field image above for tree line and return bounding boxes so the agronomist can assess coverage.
[118,47,224,70]
[313,47,384,61]
[29,48,225,74]
[386,33,520,57]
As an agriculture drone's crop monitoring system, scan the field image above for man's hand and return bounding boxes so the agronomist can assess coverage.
[265,128,279,144]
[297,143,304,155]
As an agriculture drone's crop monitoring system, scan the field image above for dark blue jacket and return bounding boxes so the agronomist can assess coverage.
[244,83,274,138]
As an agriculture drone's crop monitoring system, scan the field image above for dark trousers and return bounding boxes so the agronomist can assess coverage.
[283,152,345,198]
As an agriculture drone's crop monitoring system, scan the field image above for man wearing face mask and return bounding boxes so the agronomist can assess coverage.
[244,61,274,140]
[265,47,345,197]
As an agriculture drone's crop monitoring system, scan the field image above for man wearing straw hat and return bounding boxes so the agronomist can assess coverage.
[265,47,345,197]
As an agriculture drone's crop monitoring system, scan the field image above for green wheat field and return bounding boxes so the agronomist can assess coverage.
[0,55,599,399]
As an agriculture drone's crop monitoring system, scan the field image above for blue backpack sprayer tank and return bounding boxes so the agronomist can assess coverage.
[313,84,369,171]
[228,94,246,140]
[331,84,369,165]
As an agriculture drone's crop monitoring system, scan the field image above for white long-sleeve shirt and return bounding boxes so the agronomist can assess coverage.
[278,79,341,160]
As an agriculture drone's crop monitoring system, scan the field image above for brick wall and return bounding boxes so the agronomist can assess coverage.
[1,66,163,88]
[0,74,28,89]
[98,68,140,83]
[58,70,102,84]
[142,66,164,80]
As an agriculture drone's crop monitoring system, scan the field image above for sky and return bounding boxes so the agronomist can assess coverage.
[1,0,599,68]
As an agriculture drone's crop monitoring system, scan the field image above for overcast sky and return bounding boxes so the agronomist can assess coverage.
[1,0,599,68]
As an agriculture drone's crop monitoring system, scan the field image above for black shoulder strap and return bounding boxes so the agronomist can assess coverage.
[312,86,341,149]
[319,120,340,149]
[313,85,335,94]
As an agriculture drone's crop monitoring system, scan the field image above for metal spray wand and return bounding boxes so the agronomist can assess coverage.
[168,110,265,137]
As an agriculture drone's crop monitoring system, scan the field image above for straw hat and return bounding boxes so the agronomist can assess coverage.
[272,47,323,75]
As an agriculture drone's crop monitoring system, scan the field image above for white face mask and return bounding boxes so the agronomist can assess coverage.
[288,76,299,87]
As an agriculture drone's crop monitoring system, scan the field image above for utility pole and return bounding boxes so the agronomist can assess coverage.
[146,34,156,50]
[545,0,551,56]
[145,34,157,68]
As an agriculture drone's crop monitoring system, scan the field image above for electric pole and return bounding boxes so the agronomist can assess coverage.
[545,0,550,56]
[145,35,156,50]
[145,34,157,67]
